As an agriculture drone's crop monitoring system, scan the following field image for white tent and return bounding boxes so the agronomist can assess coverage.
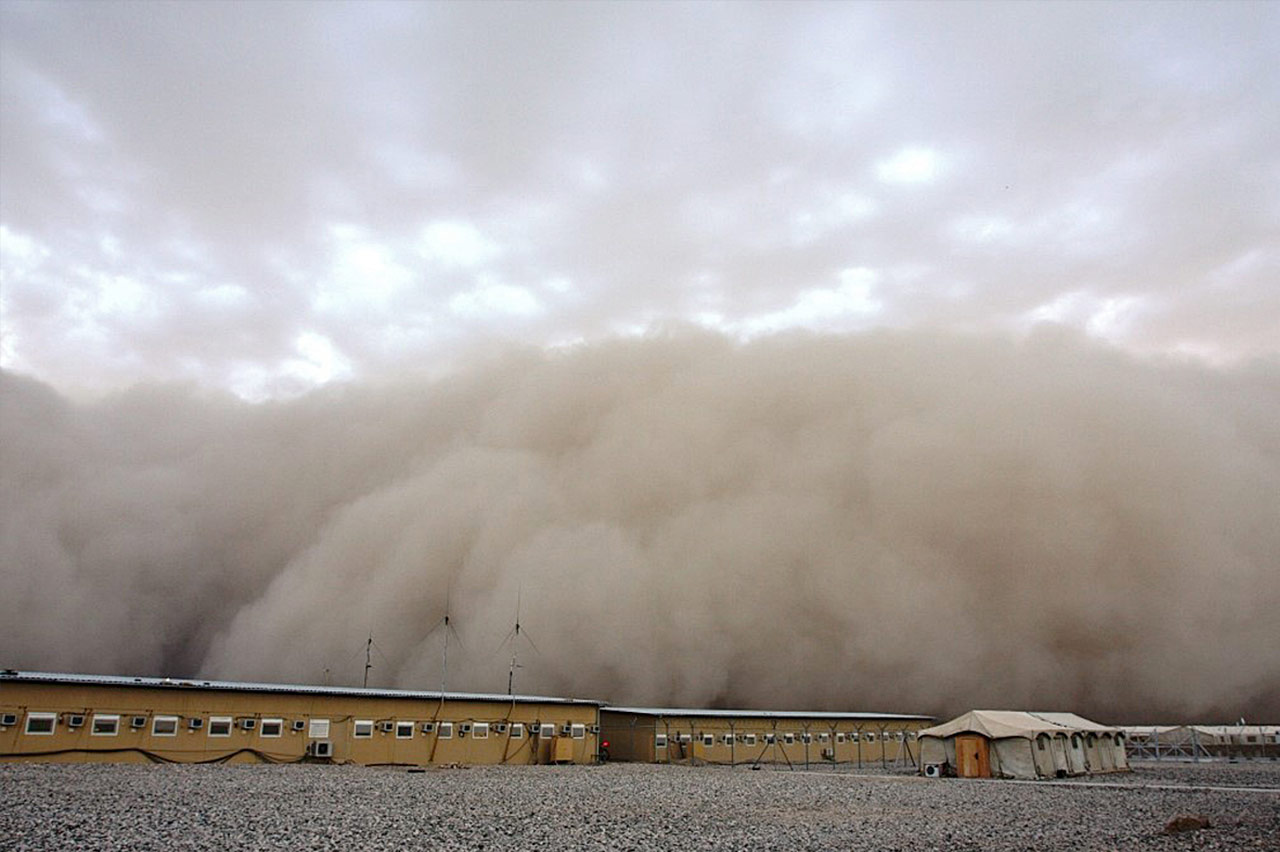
[918,710,1129,779]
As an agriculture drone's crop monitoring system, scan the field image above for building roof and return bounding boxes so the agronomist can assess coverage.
[602,705,932,721]
[0,670,602,706]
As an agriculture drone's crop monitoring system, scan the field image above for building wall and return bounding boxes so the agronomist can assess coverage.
[601,711,931,767]
[1,680,599,765]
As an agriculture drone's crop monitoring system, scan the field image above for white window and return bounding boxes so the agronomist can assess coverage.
[209,717,232,737]
[260,719,283,738]
[395,721,414,739]
[539,723,555,738]
[24,712,56,735]
[438,722,454,739]
[571,724,586,740]
[473,723,489,739]
[308,719,330,739]
[702,733,714,746]
[353,720,374,739]
[91,714,120,736]
[510,723,524,739]
[836,733,846,743]
[654,734,668,748]
[744,734,757,745]
[152,716,179,736]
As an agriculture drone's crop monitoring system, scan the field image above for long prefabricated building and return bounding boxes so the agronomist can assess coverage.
[600,707,934,767]
[0,671,602,766]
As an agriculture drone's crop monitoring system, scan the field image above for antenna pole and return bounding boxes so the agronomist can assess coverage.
[363,633,373,689]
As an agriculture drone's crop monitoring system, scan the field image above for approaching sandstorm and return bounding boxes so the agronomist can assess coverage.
[2,329,1276,722]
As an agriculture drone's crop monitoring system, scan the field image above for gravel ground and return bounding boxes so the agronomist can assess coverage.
[1,760,1276,851]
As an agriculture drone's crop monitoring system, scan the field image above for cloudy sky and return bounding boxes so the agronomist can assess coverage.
[2,0,1277,399]
[3,2,1279,719]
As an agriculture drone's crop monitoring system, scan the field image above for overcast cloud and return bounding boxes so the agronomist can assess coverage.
[2,2,1278,720]
[2,1,1277,398]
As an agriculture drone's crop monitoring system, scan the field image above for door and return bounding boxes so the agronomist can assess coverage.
[954,735,991,778]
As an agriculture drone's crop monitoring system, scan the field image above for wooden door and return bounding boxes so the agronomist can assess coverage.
[955,735,990,778]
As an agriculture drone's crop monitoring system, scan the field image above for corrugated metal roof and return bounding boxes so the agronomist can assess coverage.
[602,706,932,721]
[0,670,601,706]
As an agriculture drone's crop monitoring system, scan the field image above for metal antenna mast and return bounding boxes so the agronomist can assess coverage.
[498,587,539,695]
[363,632,373,688]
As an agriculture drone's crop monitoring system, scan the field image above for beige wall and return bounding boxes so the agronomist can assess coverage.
[1,681,599,765]
[601,711,931,766]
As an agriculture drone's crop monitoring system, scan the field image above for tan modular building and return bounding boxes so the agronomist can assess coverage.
[0,671,601,766]
[600,707,933,768]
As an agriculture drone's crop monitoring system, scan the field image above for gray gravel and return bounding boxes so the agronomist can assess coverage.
[1,761,1276,851]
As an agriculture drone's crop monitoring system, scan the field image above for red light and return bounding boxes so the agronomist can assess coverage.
[602,740,609,748]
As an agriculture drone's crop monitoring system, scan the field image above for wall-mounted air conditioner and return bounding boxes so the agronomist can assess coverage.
[240,718,257,731]
[459,723,472,736]
[188,718,204,730]
[494,723,508,733]
[309,740,333,758]
[131,716,147,729]
[378,721,394,733]
[291,720,305,732]
[924,764,942,778]
[0,713,17,727]
[67,714,86,728]
[560,724,572,735]
[589,725,600,734]
[421,722,435,733]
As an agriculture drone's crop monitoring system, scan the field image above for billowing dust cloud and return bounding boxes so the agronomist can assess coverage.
[2,329,1277,722]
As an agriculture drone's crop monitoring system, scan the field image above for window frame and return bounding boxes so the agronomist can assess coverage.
[208,716,233,737]
[437,722,454,739]
[538,723,555,739]
[353,719,375,739]
[259,718,284,738]
[473,722,489,739]
[510,723,524,739]
[308,719,330,739]
[24,712,56,735]
[151,715,180,737]
[91,714,120,736]
[571,723,586,740]
[395,721,415,739]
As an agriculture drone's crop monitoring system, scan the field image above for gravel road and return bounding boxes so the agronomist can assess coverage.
[1,760,1275,851]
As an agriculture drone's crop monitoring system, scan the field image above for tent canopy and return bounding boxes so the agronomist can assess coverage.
[918,710,1117,741]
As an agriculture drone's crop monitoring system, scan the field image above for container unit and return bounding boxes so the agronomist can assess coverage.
[600,707,933,768]
[0,671,600,766]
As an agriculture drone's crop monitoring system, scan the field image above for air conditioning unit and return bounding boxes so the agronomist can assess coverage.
[0,713,17,727]
[494,723,508,733]
[67,714,86,728]
[240,718,257,731]
[924,764,943,779]
[589,725,600,734]
[188,718,204,730]
[131,716,147,728]
[561,725,573,735]
[459,723,472,736]
[309,740,333,758]
[421,722,435,733]
[291,720,306,732]
[378,721,394,733]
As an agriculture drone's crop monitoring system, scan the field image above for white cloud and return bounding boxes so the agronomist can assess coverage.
[449,280,543,320]
[417,221,500,269]
[875,147,943,184]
